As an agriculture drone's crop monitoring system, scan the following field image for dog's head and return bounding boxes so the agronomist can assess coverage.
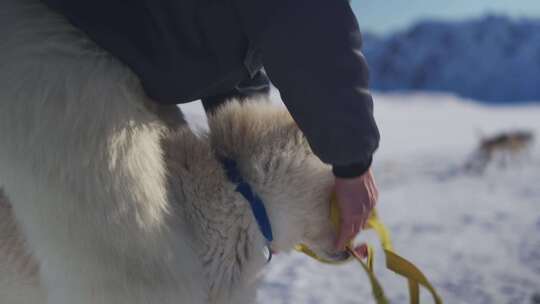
[209,101,351,262]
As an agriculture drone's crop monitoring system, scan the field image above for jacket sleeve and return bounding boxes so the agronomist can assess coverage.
[233,0,380,177]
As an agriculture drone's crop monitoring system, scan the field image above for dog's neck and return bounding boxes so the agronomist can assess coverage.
[163,127,275,303]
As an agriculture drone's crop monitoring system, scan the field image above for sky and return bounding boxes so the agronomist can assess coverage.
[351,0,540,35]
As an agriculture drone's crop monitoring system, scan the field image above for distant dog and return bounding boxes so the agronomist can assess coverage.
[465,130,534,173]
[0,1,347,303]
[478,131,534,157]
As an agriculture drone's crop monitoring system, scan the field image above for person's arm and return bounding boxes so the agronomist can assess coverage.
[234,0,380,249]
[234,0,380,177]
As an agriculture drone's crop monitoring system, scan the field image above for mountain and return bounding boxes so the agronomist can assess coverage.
[362,15,540,103]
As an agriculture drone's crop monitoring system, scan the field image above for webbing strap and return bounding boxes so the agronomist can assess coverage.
[295,194,443,304]
[348,245,389,304]
[365,210,443,304]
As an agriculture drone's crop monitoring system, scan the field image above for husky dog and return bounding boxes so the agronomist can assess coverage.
[0,0,348,303]
[465,130,535,173]
[478,131,534,157]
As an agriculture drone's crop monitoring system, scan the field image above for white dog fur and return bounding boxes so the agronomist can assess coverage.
[0,0,344,303]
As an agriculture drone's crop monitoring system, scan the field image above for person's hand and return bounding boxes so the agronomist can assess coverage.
[334,169,379,250]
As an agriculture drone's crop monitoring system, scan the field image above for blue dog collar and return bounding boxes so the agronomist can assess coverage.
[219,157,274,262]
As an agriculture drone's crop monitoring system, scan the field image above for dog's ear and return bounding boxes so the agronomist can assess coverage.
[208,100,297,157]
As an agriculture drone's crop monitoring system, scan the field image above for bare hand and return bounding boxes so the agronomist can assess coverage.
[334,169,379,250]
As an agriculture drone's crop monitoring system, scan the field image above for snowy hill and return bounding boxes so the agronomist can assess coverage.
[362,15,540,103]
[180,91,540,304]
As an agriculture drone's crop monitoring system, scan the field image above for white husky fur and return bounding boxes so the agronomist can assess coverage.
[0,0,345,303]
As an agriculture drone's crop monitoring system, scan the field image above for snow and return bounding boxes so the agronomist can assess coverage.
[362,15,540,103]
[179,92,540,304]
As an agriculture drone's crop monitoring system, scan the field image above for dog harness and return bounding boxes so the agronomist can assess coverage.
[220,157,274,262]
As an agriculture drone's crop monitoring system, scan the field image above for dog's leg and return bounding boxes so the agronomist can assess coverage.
[0,190,44,304]
[0,76,206,304]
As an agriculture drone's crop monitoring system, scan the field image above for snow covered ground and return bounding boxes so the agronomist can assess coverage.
[180,92,540,304]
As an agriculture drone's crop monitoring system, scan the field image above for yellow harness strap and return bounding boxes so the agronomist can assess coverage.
[295,195,443,304]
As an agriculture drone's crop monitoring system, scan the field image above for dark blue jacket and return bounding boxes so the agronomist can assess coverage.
[42,0,380,176]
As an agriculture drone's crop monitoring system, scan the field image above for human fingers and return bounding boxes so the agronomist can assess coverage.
[352,243,369,259]
[336,202,367,247]
[335,219,356,250]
